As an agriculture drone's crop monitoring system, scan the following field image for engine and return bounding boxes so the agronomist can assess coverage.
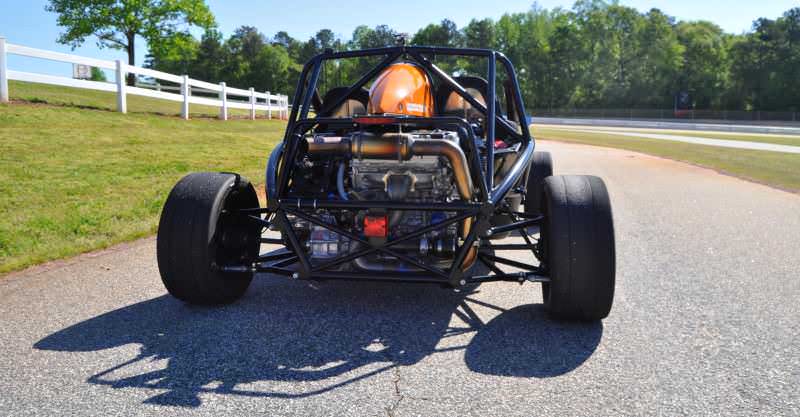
[286,129,470,272]
[350,155,455,232]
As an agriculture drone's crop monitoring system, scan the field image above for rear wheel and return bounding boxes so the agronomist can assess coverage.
[540,175,615,321]
[524,151,553,215]
[157,172,261,305]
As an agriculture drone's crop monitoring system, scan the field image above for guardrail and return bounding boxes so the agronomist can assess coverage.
[0,37,288,120]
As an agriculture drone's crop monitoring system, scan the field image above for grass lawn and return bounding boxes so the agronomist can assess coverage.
[0,101,285,273]
[8,80,283,119]
[532,126,800,192]
[536,124,800,146]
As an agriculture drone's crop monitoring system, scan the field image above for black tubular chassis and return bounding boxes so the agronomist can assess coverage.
[236,46,547,288]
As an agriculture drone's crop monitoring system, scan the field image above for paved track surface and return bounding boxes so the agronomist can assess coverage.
[2,141,799,416]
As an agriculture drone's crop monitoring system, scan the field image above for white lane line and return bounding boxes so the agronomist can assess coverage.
[541,127,800,154]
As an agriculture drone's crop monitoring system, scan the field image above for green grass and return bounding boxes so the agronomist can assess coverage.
[537,125,800,146]
[8,80,282,119]
[0,99,285,274]
[532,126,800,192]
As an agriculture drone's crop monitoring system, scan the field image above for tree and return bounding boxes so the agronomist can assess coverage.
[629,9,683,108]
[547,13,584,108]
[350,25,398,49]
[411,19,464,74]
[89,67,107,81]
[225,26,268,88]
[347,25,398,79]
[192,29,226,82]
[73,2,800,112]
[46,0,215,85]
[412,19,462,47]
[315,29,337,51]
[730,8,800,110]
[273,31,296,49]
[254,44,293,94]
[272,31,303,62]
[463,18,495,49]
[676,21,728,109]
[145,31,198,75]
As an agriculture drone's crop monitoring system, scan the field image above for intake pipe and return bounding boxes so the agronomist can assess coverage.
[306,132,477,271]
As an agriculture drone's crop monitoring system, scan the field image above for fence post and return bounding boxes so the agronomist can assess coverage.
[181,75,190,120]
[265,91,271,119]
[219,82,227,120]
[115,60,127,113]
[283,95,288,120]
[0,37,8,103]
[249,87,256,120]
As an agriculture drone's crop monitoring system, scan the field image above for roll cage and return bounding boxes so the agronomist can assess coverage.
[248,46,541,287]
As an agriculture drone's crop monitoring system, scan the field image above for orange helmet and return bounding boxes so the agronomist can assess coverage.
[368,63,434,117]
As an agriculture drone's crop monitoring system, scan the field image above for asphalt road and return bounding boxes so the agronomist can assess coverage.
[2,141,799,416]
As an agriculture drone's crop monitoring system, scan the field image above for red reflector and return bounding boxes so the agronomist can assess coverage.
[363,215,388,237]
[354,116,397,125]
[494,139,508,149]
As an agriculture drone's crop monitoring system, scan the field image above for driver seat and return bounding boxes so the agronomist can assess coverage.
[319,87,369,118]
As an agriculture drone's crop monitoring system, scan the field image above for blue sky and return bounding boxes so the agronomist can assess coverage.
[1,0,797,78]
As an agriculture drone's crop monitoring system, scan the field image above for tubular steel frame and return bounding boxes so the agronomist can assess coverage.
[240,46,544,287]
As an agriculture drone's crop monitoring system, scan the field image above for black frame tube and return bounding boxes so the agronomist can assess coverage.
[407,51,523,143]
[283,207,451,278]
[284,207,476,277]
[485,52,496,195]
[299,57,322,120]
[260,45,541,284]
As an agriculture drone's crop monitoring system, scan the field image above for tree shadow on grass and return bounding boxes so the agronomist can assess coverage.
[35,276,601,407]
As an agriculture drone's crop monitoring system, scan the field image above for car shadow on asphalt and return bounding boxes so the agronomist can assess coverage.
[34,276,602,407]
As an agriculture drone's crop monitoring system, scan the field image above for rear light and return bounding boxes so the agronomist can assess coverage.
[363,215,388,237]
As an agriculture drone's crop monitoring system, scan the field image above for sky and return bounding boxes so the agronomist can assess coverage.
[1,0,798,78]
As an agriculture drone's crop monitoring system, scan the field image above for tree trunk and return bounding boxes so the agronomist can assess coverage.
[126,34,136,86]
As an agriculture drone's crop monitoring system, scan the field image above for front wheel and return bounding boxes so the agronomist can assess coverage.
[157,172,261,305]
[540,175,615,321]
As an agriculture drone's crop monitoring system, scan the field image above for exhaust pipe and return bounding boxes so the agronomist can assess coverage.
[308,132,473,199]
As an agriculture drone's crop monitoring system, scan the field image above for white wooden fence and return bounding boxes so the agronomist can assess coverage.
[0,37,288,120]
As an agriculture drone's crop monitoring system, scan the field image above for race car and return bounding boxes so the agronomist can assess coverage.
[156,44,616,321]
